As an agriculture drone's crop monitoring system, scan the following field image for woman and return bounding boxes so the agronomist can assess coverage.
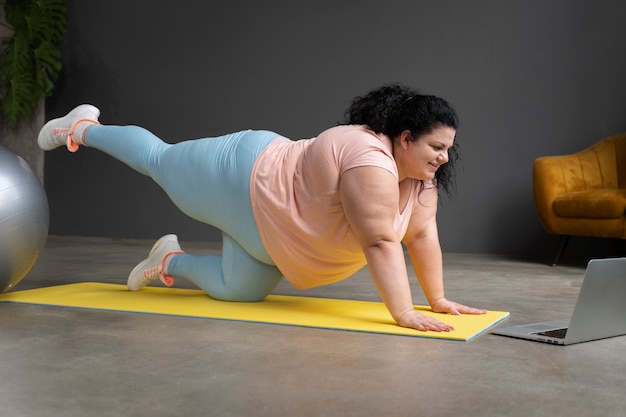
[38,84,486,332]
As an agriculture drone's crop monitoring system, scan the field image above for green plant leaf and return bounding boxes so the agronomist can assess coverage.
[2,0,30,36]
[0,33,33,75]
[1,71,36,124]
[0,0,66,125]
[33,38,61,97]
[25,0,67,44]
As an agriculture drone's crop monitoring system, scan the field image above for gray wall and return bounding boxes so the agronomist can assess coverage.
[45,1,626,261]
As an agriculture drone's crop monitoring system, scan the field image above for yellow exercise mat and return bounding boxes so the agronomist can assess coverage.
[0,283,509,341]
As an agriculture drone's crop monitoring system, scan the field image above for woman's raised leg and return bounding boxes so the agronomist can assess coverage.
[83,125,276,264]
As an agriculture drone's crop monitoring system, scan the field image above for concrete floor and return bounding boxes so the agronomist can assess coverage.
[1,236,625,417]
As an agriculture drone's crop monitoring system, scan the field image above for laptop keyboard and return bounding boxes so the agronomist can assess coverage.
[536,328,568,339]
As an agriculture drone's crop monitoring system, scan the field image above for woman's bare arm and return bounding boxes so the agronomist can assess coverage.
[340,166,454,331]
[403,186,487,316]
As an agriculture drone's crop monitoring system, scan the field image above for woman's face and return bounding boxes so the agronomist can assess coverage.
[394,126,456,181]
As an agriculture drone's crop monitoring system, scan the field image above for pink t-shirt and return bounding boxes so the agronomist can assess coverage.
[250,125,420,289]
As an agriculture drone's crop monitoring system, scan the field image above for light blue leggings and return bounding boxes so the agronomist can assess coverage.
[85,125,285,301]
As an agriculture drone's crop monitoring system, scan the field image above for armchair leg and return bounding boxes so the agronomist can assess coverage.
[552,235,570,266]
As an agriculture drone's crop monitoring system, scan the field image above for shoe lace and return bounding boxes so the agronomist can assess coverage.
[53,127,70,138]
[142,265,162,282]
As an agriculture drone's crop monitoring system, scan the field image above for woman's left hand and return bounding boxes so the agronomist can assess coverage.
[430,298,487,315]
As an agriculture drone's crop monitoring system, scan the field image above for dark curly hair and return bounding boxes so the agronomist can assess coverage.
[344,84,459,195]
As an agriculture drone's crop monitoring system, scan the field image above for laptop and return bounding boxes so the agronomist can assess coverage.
[491,257,626,345]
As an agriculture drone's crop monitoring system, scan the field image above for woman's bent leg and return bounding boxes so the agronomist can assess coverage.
[168,234,283,301]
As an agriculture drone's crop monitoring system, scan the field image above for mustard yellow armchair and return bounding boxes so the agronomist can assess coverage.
[533,133,626,265]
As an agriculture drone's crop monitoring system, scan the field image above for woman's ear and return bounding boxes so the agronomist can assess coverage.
[400,130,413,149]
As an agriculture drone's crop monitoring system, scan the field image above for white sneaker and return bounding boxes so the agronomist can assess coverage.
[127,234,184,291]
[37,104,100,152]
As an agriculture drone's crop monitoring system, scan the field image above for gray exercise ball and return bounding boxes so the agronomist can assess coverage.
[0,145,49,293]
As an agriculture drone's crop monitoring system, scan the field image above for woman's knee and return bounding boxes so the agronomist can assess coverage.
[218,267,283,302]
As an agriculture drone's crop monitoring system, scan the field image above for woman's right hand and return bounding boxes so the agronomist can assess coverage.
[395,309,454,332]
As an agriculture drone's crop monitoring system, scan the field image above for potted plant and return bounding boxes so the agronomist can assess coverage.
[0,0,67,182]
